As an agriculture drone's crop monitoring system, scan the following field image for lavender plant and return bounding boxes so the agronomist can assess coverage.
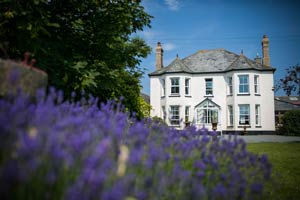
[0,89,272,199]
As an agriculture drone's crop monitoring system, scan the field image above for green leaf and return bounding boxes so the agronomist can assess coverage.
[47,23,60,28]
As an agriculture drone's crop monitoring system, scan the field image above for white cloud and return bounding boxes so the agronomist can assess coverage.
[141,30,158,40]
[164,0,180,11]
[163,43,176,51]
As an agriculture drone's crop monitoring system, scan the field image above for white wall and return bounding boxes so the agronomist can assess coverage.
[150,70,275,132]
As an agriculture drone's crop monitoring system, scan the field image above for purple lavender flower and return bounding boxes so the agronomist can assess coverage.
[251,183,263,194]
[0,88,272,200]
[213,183,226,198]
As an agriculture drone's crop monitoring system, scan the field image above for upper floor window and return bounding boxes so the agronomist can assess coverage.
[255,104,261,126]
[171,78,180,95]
[205,78,213,96]
[254,75,259,94]
[161,79,165,97]
[170,105,180,125]
[185,78,190,96]
[228,77,233,95]
[228,105,233,126]
[239,104,250,125]
[238,75,249,94]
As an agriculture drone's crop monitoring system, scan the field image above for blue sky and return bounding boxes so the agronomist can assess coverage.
[136,0,300,96]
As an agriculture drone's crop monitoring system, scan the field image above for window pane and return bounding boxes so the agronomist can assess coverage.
[171,78,180,95]
[228,105,233,126]
[239,75,249,93]
[255,105,260,125]
[185,78,190,95]
[254,76,259,94]
[161,79,165,96]
[205,79,213,95]
[170,106,180,125]
[239,104,250,125]
[185,106,190,122]
[228,77,233,94]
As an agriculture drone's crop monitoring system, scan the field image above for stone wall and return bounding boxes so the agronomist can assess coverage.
[0,59,48,98]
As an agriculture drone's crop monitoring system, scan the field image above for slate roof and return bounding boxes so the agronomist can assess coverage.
[149,49,275,76]
[275,96,300,111]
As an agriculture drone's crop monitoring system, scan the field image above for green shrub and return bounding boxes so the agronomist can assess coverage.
[279,110,300,136]
[151,116,167,126]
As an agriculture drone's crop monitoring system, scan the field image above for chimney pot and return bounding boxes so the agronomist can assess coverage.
[254,53,262,64]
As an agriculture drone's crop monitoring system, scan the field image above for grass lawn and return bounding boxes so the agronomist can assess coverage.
[247,142,300,200]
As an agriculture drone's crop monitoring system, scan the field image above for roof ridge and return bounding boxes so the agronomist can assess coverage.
[176,58,193,72]
[226,55,241,70]
[275,98,300,106]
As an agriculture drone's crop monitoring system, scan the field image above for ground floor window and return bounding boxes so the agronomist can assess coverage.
[239,104,250,125]
[228,105,233,126]
[195,99,219,124]
[162,106,166,122]
[185,106,190,122]
[255,104,261,126]
[169,105,180,125]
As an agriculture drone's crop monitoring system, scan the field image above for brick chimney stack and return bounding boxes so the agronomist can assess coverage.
[262,35,270,67]
[156,42,163,70]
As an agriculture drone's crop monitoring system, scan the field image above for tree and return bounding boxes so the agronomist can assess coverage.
[0,0,152,118]
[276,64,300,96]
[279,110,300,136]
[138,95,151,118]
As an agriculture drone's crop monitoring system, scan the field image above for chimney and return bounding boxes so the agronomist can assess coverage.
[262,35,270,67]
[254,53,262,64]
[156,42,163,70]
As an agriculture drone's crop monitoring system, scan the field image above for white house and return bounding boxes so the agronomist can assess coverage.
[149,35,276,134]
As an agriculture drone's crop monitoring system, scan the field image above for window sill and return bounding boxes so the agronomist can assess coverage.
[254,94,261,96]
[238,125,251,128]
[204,95,214,98]
[185,95,192,98]
[227,94,233,97]
[237,93,250,96]
[255,126,262,128]
[161,96,165,99]
[169,94,180,97]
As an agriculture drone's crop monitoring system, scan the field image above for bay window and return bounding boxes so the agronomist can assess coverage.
[239,104,250,125]
[171,77,180,95]
[170,105,180,125]
[238,75,249,94]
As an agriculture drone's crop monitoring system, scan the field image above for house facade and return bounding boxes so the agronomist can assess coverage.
[149,35,276,134]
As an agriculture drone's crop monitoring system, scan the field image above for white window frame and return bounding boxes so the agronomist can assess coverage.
[254,75,260,94]
[170,77,180,95]
[169,105,180,125]
[228,105,233,126]
[185,106,190,122]
[239,104,250,125]
[205,78,213,96]
[162,106,166,122]
[161,79,165,97]
[228,76,233,95]
[185,78,190,96]
[196,101,219,124]
[255,104,261,126]
[238,75,249,94]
